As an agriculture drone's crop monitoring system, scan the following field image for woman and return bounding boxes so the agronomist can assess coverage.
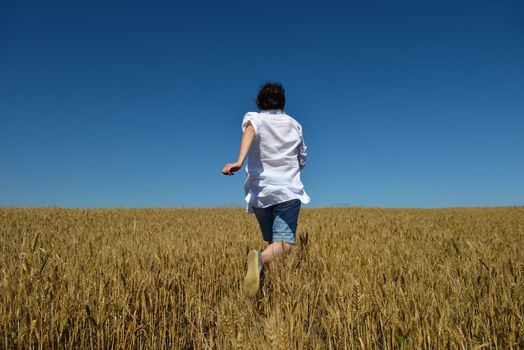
[222,82,310,296]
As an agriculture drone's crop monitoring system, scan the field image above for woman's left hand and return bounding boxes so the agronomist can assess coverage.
[222,162,242,175]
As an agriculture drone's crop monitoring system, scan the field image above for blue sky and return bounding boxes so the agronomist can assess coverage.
[1,0,523,208]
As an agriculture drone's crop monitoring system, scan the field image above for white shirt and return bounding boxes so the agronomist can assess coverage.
[242,110,310,213]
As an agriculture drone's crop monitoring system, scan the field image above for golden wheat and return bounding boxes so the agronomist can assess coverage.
[0,207,523,348]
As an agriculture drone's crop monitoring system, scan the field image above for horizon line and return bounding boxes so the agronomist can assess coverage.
[1,205,522,210]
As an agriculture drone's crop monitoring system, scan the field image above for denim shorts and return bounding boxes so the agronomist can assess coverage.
[252,199,301,244]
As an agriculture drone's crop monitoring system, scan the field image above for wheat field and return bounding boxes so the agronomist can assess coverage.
[0,207,523,349]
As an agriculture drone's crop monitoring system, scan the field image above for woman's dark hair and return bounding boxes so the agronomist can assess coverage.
[256,82,286,110]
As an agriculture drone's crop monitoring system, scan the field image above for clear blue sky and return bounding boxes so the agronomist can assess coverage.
[1,0,523,208]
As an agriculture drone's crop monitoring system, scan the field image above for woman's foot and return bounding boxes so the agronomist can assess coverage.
[243,250,261,296]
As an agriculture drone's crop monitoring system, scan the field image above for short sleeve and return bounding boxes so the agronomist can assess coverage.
[242,112,260,135]
[295,121,307,169]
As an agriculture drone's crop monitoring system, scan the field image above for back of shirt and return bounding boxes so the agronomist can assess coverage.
[242,110,309,211]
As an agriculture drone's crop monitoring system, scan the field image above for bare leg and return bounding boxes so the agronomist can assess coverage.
[261,241,292,265]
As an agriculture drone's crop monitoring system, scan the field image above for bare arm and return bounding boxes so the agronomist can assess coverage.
[222,123,255,175]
